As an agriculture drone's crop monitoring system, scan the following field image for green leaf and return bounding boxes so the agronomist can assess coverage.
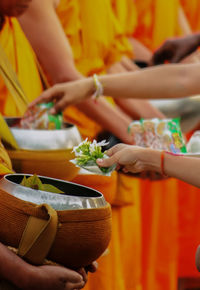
[20,176,27,186]
[42,184,64,194]
[20,174,63,194]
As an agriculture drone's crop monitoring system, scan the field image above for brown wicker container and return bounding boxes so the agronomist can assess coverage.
[0,175,112,269]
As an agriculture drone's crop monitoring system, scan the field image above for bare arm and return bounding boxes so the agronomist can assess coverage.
[107,59,165,119]
[18,0,135,143]
[34,63,200,108]
[114,98,165,119]
[100,63,200,100]
[18,0,81,84]
[0,242,85,289]
[96,144,200,188]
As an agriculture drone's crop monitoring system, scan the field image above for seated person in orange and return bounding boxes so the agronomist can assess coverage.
[0,1,96,289]
[18,0,164,144]
[17,2,165,290]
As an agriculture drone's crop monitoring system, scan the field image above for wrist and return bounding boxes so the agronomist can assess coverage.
[12,263,36,289]
[140,148,161,172]
[85,77,96,97]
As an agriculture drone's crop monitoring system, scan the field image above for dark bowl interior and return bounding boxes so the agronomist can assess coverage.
[5,174,102,198]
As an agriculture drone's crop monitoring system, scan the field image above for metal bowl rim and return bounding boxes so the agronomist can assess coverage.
[3,173,104,199]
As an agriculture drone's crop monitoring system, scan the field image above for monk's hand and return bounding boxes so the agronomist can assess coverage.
[107,56,139,74]
[85,261,98,274]
[28,79,95,114]
[21,265,86,290]
[151,34,200,65]
[76,261,98,286]
[120,56,139,72]
[97,144,149,174]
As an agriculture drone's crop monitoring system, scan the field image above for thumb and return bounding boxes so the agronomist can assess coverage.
[63,269,84,284]
[97,154,118,168]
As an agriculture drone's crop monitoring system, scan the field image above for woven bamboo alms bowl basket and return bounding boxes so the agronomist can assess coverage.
[0,174,112,269]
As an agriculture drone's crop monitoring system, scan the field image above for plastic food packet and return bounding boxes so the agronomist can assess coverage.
[128,121,145,147]
[71,139,116,176]
[128,118,187,153]
[17,102,63,130]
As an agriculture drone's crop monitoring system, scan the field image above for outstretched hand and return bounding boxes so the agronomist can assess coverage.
[97,144,163,179]
[97,144,147,174]
[151,34,200,65]
[28,79,94,114]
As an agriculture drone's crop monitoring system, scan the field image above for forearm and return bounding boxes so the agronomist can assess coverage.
[114,99,165,119]
[18,0,82,84]
[142,150,200,187]
[95,64,200,100]
[0,243,32,288]
[76,98,134,144]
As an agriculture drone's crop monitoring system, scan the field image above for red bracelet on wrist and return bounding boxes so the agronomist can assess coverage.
[161,151,166,176]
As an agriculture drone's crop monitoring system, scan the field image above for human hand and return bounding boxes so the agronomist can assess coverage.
[96,143,161,175]
[107,56,139,74]
[85,261,98,274]
[28,78,94,114]
[20,265,86,290]
[151,34,200,65]
[120,56,139,71]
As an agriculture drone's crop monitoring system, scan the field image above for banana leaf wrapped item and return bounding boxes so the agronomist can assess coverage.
[71,139,116,176]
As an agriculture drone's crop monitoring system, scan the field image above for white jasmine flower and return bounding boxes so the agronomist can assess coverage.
[97,140,109,147]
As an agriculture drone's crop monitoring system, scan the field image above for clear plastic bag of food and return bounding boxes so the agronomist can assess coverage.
[128,118,187,153]
[18,103,63,130]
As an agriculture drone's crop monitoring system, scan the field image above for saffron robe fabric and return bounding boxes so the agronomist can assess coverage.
[57,1,142,289]
[0,17,43,117]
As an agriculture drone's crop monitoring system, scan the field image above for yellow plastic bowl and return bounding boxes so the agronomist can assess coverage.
[7,149,79,181]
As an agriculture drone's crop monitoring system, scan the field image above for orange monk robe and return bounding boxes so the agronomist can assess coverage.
[57,0,135,140]
[57,1,142,290]
[111,2,179,290]
[0,17,43,116]
[134,0,181,51]
[111,0,137,37]
[140,179,178,290]
[178,181,200,278]
[181,0,200,31]
[177,4,200,276]
[135,0,200,281]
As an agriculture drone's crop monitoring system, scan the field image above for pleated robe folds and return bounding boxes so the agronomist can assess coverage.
[57,1,142,289]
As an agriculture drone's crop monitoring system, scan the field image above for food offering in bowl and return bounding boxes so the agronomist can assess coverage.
[0,174,112,268]
[4,106,82,180]
[16,102,63,130]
